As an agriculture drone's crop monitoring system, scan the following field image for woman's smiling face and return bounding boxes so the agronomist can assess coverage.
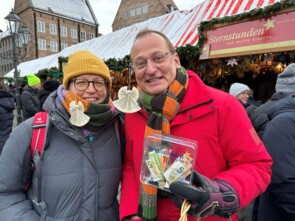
[69,74,107,104]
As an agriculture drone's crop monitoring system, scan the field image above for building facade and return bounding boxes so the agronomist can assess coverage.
[0,0,99,77]
[112,0,178,31]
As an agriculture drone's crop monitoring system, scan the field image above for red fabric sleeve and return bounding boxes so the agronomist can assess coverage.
[213,95,272,208]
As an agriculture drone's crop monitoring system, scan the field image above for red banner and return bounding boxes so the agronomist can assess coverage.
[200,10,295,59]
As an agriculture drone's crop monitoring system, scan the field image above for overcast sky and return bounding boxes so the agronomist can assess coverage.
[0,0,205,35]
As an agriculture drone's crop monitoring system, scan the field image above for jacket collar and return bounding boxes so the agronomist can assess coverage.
[179,70,213,112]
[136,70,215,124]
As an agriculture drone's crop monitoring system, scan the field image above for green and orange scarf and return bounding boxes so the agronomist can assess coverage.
[137,67,188,221]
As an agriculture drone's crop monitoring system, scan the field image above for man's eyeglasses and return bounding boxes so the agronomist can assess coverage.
[131,52,173,71]
[72,78,107,91]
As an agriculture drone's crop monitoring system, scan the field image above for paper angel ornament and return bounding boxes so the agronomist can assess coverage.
[69,100,90,126]
[113,67,141,113]
[113,86,141,113]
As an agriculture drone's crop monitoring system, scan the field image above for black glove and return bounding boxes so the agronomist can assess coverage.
[169,170,240,219]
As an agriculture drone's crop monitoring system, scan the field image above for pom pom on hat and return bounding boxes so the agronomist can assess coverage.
[275,63,295,95]
[229,83,250,97]
[63,50,111,90]
[27,74,41,87]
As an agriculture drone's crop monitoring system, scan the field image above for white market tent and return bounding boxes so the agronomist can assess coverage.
[5,0,280,77]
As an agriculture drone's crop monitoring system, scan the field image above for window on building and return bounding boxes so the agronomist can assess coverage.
[136,7,142,15]
[130,9,136,17]
[71,28,78,39]
[38,39,46,51]
[126,5,147,18]
[166,4,175,12]
[80,31,86,41]
[142,5,148,13]
[50,41,58,52]
[37,21,45,33]
[49,23,57,35]
[89,33,95,40]
[61,43,68,50]
[125,11,130,18]
[60,26,67,37]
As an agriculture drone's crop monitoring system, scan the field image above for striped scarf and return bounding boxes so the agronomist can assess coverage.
[57,85,115,131]
[137,67,188,221]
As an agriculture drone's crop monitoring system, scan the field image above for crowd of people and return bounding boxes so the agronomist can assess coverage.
[229,63,295,221]
[0,29,293,221]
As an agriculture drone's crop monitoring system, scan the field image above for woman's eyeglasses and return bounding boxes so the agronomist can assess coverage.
[72,79,107,91]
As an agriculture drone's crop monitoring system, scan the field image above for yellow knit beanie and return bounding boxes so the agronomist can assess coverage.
[63,50,111,91]
[27,74,41,87]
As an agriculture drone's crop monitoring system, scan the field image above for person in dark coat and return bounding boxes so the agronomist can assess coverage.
[21,74,42,121]
[249,63,295,221]
[249,63,295,139]
[39,79,60,108]
[257,94,295,221]
[0,82,15,153]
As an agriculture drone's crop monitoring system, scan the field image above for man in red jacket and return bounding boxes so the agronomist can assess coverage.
[119,29,272,221]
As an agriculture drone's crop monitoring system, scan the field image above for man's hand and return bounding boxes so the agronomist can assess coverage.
[169,171,240,219]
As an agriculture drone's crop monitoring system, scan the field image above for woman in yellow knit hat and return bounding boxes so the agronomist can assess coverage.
[0,50,123,221]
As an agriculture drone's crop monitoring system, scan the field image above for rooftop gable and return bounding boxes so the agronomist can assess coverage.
[30,0,98,25]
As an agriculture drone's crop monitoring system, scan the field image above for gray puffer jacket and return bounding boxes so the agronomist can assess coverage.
[0,91,122,221]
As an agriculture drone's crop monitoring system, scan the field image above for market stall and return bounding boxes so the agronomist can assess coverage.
[193,2,295,101]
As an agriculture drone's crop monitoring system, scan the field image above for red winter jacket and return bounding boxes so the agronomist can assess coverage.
[120,70,272,221]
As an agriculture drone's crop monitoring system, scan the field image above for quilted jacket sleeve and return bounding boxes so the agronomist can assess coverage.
[0,120,40,221]
[249,108,270,139]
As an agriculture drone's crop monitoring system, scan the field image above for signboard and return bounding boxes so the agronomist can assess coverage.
[200,10,295,59]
